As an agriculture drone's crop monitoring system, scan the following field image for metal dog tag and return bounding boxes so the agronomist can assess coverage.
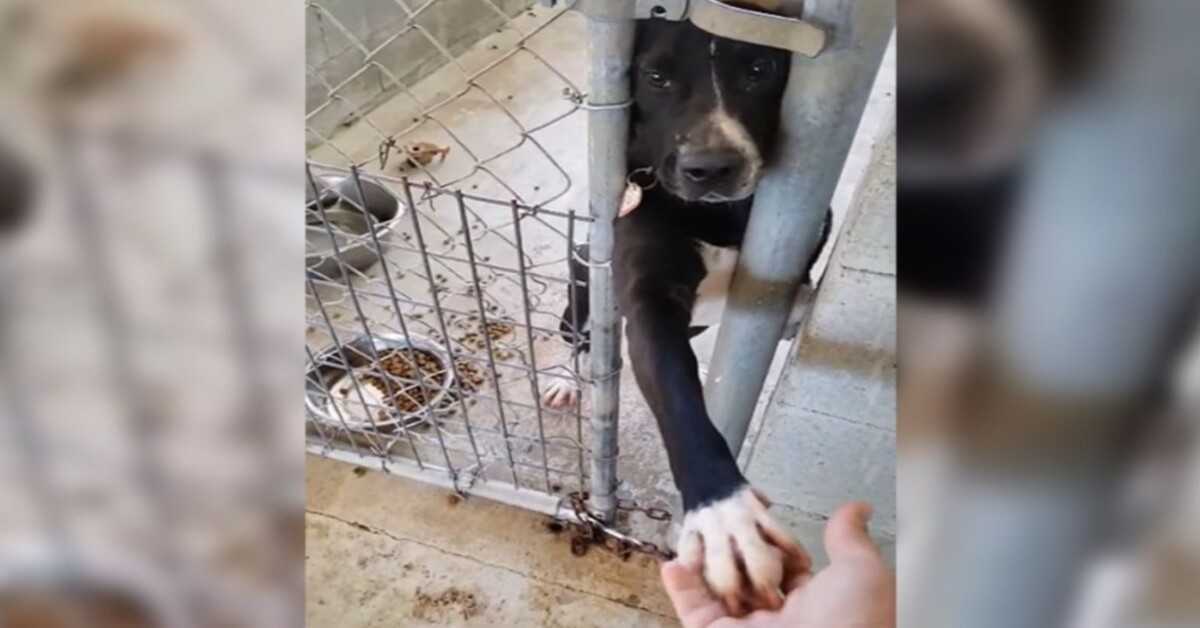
[619,181,643,217]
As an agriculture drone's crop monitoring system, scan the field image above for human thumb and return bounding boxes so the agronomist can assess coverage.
[660,560,730,628]
[823,501,881,563]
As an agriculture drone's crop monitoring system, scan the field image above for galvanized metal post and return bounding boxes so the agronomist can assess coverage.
[582,0,635,521]
[703,0,894,456]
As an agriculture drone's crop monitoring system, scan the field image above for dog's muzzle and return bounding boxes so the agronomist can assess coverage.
[667,146,758,202]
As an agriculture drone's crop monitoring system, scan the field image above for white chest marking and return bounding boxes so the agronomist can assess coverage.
[693,242,739,327]
[706,38,762,172]
[691,241,812,331]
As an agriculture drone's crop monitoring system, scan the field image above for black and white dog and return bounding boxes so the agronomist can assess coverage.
[543,17,831,613]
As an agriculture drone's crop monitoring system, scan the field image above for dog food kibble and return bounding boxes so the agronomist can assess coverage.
[361,348,448,415]
[455,360,486,392]
[457,320,515,353]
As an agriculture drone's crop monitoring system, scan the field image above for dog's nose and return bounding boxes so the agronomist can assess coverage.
[678,150,742,184]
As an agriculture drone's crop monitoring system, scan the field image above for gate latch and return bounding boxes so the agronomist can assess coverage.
[539,0,828,57]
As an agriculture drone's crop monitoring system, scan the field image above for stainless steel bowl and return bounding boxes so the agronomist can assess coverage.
[305,175,403,279]
[305,332,454,431]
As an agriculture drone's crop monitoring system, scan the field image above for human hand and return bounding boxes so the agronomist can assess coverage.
[661,502,895,628]
[677,488,812,614]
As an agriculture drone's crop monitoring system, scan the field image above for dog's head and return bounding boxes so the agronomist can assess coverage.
[629,19,791,203]
[899,0,1108,184]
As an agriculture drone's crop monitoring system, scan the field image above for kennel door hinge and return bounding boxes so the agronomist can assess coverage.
[541,0,827,57]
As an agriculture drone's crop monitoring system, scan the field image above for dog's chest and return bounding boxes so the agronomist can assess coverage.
[692,241,739,326]
[690,240,811,331]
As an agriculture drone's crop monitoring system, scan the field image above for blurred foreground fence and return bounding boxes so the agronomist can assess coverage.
[0,1,303,627]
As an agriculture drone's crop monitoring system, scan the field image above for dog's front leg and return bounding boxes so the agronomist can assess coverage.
[623,289,809,615]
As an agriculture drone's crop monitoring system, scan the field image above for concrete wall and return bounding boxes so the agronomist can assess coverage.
[745,132,897,549]
[306,0,533,145]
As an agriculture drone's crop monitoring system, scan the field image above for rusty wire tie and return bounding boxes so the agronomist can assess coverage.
[562,87,632,111]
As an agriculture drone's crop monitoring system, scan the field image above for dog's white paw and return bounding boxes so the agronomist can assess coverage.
[541,378,580,409]
[677,487,810,616]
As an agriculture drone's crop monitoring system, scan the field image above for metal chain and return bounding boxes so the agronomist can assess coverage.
[616,497,672,521]
[565,491,676,560]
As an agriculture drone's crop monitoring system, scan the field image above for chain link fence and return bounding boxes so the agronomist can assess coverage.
[304,1,606,515]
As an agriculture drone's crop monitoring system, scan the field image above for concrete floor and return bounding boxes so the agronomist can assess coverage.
[306,455,677,627]
[306,4,897,625]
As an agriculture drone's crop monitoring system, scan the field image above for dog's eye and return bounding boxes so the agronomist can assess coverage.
[645,70,671,89]
[747,58,777,83]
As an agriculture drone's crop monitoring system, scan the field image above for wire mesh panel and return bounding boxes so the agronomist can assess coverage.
[304,173,593,495]
[305,1,601,507]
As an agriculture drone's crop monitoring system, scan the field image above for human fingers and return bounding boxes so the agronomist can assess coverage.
[661,560,732,628]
